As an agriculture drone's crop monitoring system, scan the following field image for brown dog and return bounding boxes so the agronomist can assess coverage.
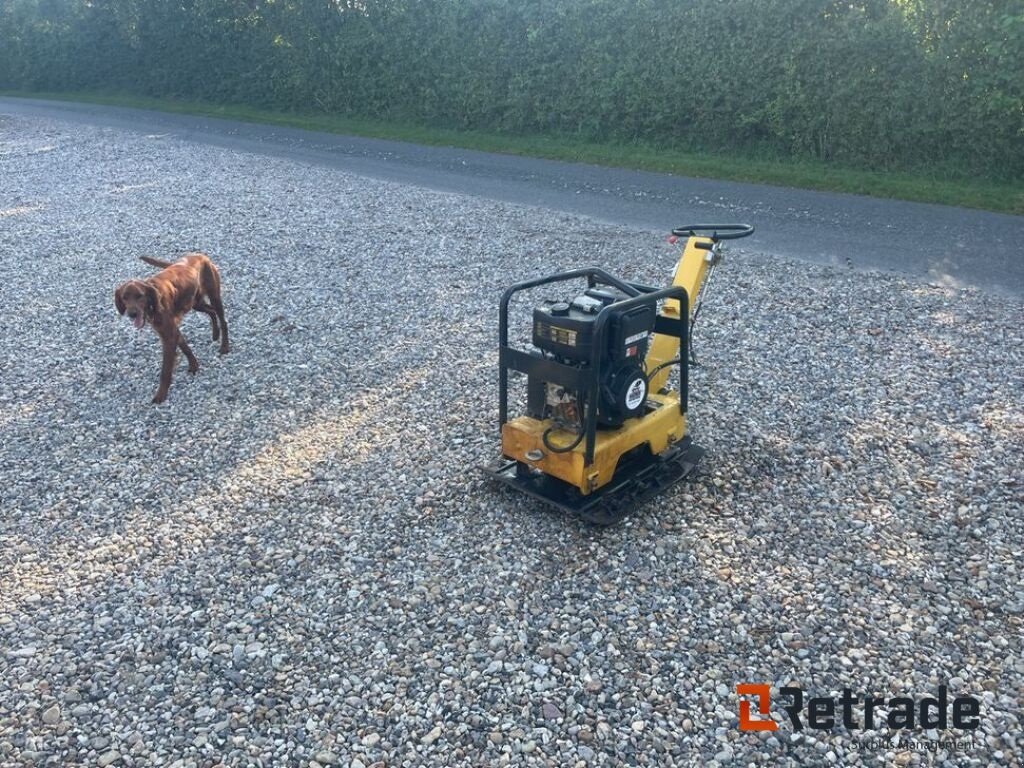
[114,252,229,403]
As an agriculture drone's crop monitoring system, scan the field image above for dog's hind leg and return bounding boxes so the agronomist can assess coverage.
[201,262,229,354]
[212,296,229,354]
[178,332,199,374]
[194,301,220,342]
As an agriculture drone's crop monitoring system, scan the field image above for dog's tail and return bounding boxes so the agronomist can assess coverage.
[139,255,174,269]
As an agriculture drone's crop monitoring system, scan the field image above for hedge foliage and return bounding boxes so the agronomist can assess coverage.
[1,0,1021,180]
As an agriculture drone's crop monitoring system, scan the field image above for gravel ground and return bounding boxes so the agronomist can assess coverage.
[0,115,1021,767]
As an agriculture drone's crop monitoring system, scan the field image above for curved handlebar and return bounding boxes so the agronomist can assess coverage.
[671,223,754,241]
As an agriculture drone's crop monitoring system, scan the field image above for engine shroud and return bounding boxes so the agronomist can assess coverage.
[529,286,657,428]
[532,287,655,364]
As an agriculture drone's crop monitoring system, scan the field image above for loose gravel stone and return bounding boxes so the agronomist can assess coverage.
[420,726,443,745]
[0,114,1021,767]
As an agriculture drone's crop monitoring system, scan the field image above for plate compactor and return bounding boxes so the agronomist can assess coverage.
[482,223,754,525]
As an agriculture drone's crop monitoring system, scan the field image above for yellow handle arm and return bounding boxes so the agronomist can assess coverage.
[645,236,716,393]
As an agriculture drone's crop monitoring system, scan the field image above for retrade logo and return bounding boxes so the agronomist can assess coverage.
[737,683,777,731]
[736,684,980,732]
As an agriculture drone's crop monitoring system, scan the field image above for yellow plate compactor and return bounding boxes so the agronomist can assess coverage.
[482,223,754,524]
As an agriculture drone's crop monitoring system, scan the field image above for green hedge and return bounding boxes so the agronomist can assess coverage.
[1,0,1021,181]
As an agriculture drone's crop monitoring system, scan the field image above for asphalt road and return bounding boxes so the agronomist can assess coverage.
[3,96,1022,296]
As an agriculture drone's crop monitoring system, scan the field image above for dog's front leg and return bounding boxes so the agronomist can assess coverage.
[153,335,178,404]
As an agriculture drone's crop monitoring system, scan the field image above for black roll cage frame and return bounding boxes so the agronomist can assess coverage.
[498,267,690,467]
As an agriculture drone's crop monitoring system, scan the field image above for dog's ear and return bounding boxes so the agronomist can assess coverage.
[143,282,162,317]
[114,285,126,315]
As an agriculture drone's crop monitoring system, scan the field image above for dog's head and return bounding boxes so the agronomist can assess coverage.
[114,280,159,329]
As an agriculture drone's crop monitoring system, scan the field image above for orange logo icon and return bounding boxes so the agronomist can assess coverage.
[737,683,778,731]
